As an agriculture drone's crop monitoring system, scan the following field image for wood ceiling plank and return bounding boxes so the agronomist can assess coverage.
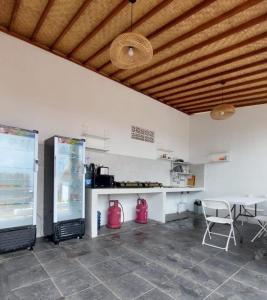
[165,76,267,104]
[140,31,267,92]
[83,0,174,66]
[185,97,267,114]
[67,0,128,58]
[98,0,216,72]
[149,56,267,97]
[31,0,55,41]
[156,63,267,99]
[116,1,266,81]
[50,0,93,49]
[176,90,267,109]
[8,0,20,31]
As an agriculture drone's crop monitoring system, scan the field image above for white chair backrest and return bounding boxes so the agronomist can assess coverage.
[202,199,232,219]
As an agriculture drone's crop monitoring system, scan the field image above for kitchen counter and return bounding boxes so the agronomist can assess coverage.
[86,186,204,238]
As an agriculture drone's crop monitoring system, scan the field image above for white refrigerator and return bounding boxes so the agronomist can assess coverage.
[0,125,38,253]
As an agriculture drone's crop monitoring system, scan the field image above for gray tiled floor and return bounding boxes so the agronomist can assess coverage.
[1,216,267,299]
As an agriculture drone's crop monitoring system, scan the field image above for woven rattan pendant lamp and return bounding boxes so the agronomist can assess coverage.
[210,81,235,120]
[110,0,153,69]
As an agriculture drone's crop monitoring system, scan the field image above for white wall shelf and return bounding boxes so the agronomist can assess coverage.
[157,148,174,153]
[208,152,231,163]
[86,146,109,152]
[82,133,110,140]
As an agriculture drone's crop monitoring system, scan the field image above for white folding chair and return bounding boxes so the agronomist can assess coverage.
[202,200,236,251]
[251,215,267,242]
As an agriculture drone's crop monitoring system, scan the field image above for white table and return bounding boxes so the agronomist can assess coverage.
[204,196,267,242]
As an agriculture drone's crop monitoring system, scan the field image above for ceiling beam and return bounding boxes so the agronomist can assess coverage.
[31,0,55,40]
[8,0,20,31]
[149,56,267,97]
[185,97,267,114]
[139,31,267,92]
[155,64,267,99]
[176,90,267,109]
[83,0,174,66]
[50,0,93,49]
[67,0,128,58]
[168,76,267,104]
[97,0,216,72]
[115,2,266,81]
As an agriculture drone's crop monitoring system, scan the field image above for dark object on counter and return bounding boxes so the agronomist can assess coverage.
[97,166,109,175]
[115,181,163,188]
[97,211,101,230]
[85,163,95,187]
[94,175,114,188]
[194,200,202,215]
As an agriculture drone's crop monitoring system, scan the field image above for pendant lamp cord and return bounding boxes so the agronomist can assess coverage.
[131,1,133,32]
[221,81,225,104]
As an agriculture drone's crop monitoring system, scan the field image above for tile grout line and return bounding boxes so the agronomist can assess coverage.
[133,272,176,300]
[133,287,154,300]
[203,261,251,299]
[33,251,64,298]
[11,278,51,292]
[75,257,122,300]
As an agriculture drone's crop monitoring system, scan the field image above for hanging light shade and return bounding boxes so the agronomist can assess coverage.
[210,81,235,120]
[110,32,153,69]
[110,0,153,69]
[210,103,236,120]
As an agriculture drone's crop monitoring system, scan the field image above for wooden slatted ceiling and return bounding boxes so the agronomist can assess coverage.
[0,0,267,115]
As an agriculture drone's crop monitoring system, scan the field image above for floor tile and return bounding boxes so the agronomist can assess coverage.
[201,256,239,277]
[205,292,227,299]
[159,252,196,273]
[7,279,62,300]
[158,273,211,300]
[33,238,58,253]
[0,254,48,291]
[134,262,176,286]
[217,250,253,267]
[116,251,150,271]
[105,273,153,300]
[53,267,99,296]
[42,257,82,277]
[77,250,111,267]
[89,259,130,281]
[136,288,173,300]
[217,278,267,300]
[66,283,119,300]
[183,263,227,290]
[245,257,267,275]
[233,268,267,292]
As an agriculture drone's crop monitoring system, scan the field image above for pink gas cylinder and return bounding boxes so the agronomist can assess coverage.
[107,200,122,229]
[135,199,148,224]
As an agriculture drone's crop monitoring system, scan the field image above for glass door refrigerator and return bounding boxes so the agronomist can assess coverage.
[0,125,38,253]
[44,136,86,243]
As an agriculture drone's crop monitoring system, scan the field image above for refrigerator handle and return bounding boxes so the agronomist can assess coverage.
[34,159,39,172]
[84,164,87,175]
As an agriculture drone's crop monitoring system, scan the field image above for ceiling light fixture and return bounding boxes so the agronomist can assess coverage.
[210,81,235,120]
[110,0,153,69]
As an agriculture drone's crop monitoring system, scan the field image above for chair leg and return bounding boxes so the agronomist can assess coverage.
[225,226,232,251]
[231,224,236,246]
[202,222,211,245]
[251,222,267,242]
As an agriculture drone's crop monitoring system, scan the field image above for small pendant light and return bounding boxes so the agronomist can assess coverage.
[210,81,235,120]
[110,0,153,69]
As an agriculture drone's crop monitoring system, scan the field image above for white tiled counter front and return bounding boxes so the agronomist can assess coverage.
[86,187,204,238]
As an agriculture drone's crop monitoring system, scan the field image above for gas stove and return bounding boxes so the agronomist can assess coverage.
[114,181,163,188]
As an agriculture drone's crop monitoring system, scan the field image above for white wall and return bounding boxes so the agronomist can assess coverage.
[0,32,190,236]
[0,32,189,160]
[190,105,267,210]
